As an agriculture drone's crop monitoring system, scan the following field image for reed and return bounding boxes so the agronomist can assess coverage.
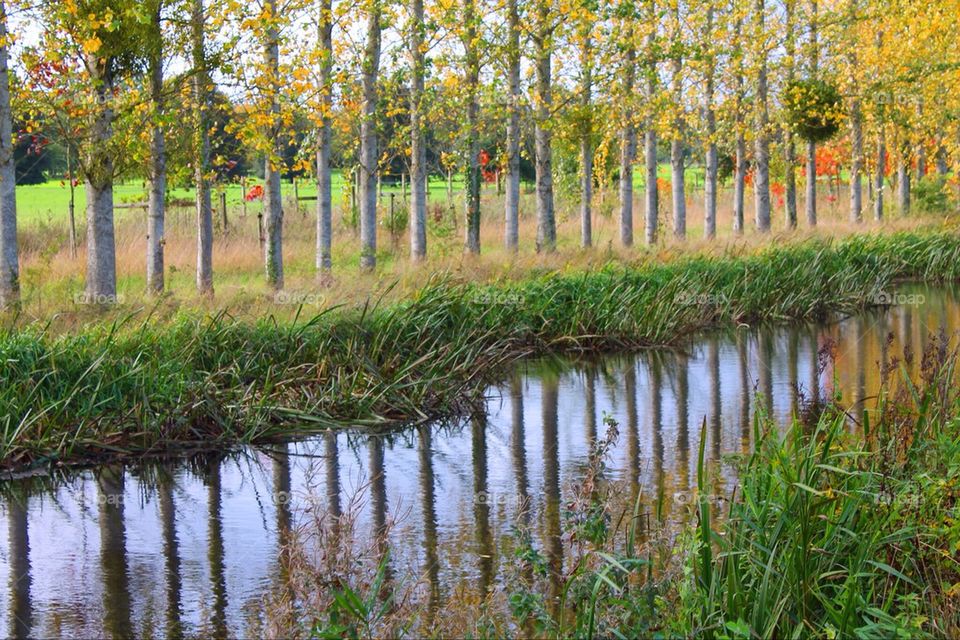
[3,230,960,471]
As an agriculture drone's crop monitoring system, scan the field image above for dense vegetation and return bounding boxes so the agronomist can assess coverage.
[4,229,960,471]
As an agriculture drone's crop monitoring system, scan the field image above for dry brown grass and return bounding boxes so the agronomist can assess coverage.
[12,182,940,332]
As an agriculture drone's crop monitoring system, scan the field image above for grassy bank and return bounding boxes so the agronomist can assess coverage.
[3,230,960,471]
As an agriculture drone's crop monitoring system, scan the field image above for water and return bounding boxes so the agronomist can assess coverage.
[1,284,958,638]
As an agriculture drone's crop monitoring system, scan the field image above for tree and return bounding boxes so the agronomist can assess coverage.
[316,0,334,272]
[408,0,427,261]
[193,0,213,295]
[32,0,151,302]
[533,0,556,253]
[146,0,166,294]
[463,0,481,254]
[359,0,381,270]
[752,0,771,232]
[730,2,747,235]
[504,0,521,251]
[782,0,798,229]
[700,0,718,238]
[575,0,594,248]
[804,0,818,226]
[0,0,16,309]
[668,0,686,239]
[617,13,637,247]
[262,0,284,288]
[642,0,658,245]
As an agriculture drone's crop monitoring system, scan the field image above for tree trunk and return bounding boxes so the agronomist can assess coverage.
[643,0,658,245]
[644,129,657,245]
[67,151,77,256]
[703,5,717,239]
[670,4,685,239]
[874,132,885,221]
[463,0,481,254]
[753,0,771,232]
[732,14,746,235]
[192,0,213,295]
[263,0,284,288]
[849,96,863,222]
[0,0,17,309]
[805,0,818,227]
[409,0,427,261]
[897,140,910,214]
[935,139,949,176]
[359,0,381,269]
[85,62,117,302]
[580,29,593,249]
[619,30,635,247]
[805,141,816,226]
[146,2,166,295]
[783,0,797,229]
[534,0,555,253]
[504,0,520,252]
[316,0,334,271]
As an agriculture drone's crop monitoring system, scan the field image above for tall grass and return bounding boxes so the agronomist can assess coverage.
[679,328,960,639]
[4,230,960,470]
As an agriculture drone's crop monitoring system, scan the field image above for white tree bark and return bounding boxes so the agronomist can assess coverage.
[146,2,166,295]
[703,5,717,239]
[0,0,18,309]
[732,14,746,235]
[753,0,771,233]
[619,29,635,247]
[463,0,481,254]
[643,0,658,245]
[670,2,685,239]
[805,0,818,227]
[359,0,381,269]
[849,96,863,222]
[897,140,911,214]
[263,0,284,288]
[504,0,520,252]
[875,132,886,221]
[193,0,213,295]
[533,0,555,253]
[85,59,117,302]
[847,0,862,223]
[783,0,797,229]
[408,0,426,261]
[317,0,334,271]
[579,29,593,248]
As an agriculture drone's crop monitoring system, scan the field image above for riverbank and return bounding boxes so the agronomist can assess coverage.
[3,229,960,471]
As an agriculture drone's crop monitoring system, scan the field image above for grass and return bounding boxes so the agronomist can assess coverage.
[4,229,960,471]
[676,331,960,639]
[15,164,706,226]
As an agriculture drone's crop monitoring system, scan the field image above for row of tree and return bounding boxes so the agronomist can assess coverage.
[0,0,957,308]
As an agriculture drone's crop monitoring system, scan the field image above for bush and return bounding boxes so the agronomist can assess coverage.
[914,175,951,214]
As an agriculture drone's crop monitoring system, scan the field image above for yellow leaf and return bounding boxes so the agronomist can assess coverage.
[82,36,102,55]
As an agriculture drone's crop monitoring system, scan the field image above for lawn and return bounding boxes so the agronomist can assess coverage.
[15,163,708,226]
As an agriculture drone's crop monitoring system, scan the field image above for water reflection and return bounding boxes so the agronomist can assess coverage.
[1,284,958,637]
[99,466,131,639]
[7,495,29,640]
[158,471,182,640]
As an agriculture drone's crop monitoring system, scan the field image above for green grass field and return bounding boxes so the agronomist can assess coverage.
[16,164,708,226]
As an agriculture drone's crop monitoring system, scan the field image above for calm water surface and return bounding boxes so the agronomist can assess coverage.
[1,284,958,638]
